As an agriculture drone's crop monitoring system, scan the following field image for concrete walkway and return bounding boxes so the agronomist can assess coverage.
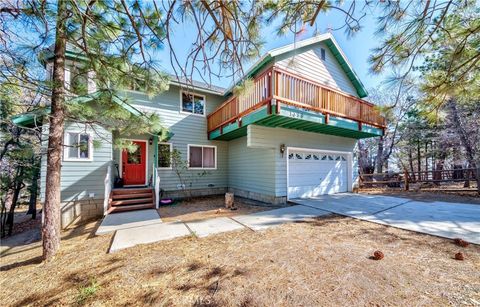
[106,205,329,252]
[101,194,480,253]
[96,209,162,235]
[292,194,480,244]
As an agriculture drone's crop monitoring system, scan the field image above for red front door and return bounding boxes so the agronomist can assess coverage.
[122,141,146,185]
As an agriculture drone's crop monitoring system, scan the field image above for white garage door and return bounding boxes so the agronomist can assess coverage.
[288,150,348,199]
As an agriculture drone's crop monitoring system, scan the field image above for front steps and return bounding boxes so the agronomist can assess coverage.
[108,187,156,214]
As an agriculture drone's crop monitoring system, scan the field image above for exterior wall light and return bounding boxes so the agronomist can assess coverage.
[280,144,286,157]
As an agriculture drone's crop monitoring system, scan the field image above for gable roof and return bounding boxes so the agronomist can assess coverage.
[168,74,225,95]
[39,33,366,99]
[226,33,368,98]
[11,91,144,128]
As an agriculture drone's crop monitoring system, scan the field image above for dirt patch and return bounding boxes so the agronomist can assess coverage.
[360,189,480,204]
[158,195,276,222]
[1,215,479,306]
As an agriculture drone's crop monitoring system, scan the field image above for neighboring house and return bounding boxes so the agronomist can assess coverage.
[13,33,385,228]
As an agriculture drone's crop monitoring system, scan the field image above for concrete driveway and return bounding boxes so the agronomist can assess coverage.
[291,193,480,244]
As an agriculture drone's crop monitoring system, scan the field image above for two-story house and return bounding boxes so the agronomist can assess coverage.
[13,33,385,228]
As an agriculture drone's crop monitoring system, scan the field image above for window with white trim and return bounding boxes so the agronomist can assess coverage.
[188,145,216,169]
[64,132,92,161]
[158,143,172,168]
[181,91,205,115]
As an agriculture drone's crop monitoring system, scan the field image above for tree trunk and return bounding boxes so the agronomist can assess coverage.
[1,168,24,237]
[408,148,416,181]
[425,142,429,180]
[447,99,479,191]
[1,190,14,238]
[417,140,422,181]
[42,0,68,261]
[375,136,384,174]
[7,169,24,236]
[27,158,40,219]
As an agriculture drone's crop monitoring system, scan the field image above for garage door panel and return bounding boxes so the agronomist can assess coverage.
[288,150,349,199]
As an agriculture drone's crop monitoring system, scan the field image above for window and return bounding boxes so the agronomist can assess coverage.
[127,146,142,164]
[188,145,216,169]
[69,66,89,96]
[158,143,172,168]
[320,48,326,61]
[64,132,92,161]
[181,91,205,115]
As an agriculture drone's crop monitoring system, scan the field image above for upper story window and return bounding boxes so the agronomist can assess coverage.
[181,91,205,116]
[64,132,93,161]
[320,48,326,61]
[70,66,89,96]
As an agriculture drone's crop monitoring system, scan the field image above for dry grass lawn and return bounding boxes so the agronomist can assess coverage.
[158,196,275,222]
[1,214,479,306]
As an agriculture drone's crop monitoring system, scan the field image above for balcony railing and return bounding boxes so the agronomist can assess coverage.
[207,66,386,132]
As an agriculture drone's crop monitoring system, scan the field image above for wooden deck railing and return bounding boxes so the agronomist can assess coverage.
[207,66,386,132]
[207,68,272,132]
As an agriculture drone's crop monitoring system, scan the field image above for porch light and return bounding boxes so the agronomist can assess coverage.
[280,144,286,157]
[149,137,153,145]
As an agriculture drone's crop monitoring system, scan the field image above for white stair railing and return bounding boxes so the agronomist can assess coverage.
[103,162,113,215]
[153,165,160,209]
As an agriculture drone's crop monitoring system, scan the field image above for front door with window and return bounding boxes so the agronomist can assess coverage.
[122,141,146,185]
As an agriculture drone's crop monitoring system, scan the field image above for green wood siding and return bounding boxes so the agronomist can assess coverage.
[274,41,359,97]
[40,123,113,202]
[228,136,276,196]
[121,85,228,191]
[247,125,357,197]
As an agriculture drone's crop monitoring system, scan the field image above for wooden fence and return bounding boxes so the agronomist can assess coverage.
[359,168,480,194]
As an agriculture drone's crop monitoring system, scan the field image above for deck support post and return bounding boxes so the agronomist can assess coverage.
[404,169,409,191]
[477,167,480,195]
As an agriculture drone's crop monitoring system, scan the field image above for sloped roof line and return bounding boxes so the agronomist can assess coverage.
[11,91,145,128]
[224,33,368,98]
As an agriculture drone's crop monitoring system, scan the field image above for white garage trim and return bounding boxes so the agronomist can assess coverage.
[286,147,353,201]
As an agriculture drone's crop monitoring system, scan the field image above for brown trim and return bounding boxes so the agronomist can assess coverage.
[273,66,376,107]
[276,98,385,129]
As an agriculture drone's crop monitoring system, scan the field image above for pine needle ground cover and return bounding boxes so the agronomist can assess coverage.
[158,196,276,223]
[1,212,479,306]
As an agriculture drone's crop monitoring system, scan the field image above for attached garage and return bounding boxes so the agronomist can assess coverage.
[287,148,351,199]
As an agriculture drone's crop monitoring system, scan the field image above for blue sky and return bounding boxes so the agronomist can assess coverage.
[155,7,389,91]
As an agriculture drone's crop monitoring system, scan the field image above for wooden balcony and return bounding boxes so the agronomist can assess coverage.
[207,66,386,140]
